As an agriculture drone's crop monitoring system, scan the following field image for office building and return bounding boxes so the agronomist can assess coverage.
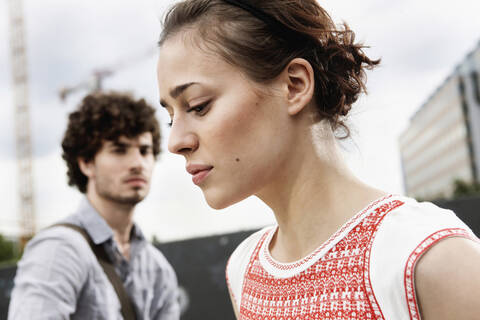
[400,41,480,199]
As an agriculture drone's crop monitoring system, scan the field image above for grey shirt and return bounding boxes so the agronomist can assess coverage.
[8,198,180,320]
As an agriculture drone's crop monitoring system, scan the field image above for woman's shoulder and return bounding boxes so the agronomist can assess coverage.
[371,195,476,279]
[379,195,473,234]
[368,195,478,319]
[385,197,480,319]
[414,235,480,319]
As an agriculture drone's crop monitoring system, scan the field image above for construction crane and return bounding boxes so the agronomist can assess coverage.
[59,46,156,101]
[7,0,36,247]
[6,0,155,246]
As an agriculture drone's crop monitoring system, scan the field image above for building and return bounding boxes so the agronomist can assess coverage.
[400,41,480,199]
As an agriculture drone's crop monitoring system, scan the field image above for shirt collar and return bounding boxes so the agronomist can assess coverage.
[74,198,114,245]
[74,197,146,246]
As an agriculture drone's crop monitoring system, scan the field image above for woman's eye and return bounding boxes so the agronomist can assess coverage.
[187,101,210,115]
[168,102,210,127]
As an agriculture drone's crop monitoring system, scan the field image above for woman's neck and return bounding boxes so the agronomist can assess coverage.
[257,122,387,263]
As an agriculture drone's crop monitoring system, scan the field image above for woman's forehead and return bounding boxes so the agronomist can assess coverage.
[158,34,240,92]
[159,31,219,65]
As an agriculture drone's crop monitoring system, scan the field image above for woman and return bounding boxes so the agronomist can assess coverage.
[156,0,480,319]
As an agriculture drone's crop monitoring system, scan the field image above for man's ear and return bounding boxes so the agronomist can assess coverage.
[283,58,315,116]
[77,157,94,178]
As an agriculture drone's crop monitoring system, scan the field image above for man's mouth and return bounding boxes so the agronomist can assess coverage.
[125,177,147,186]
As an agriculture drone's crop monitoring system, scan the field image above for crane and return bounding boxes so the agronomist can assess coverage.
[6,0,155,246]
[59,47,156,101]
[7,0,36,247]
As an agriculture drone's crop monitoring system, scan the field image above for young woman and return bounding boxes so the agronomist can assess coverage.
[156,0,480,319]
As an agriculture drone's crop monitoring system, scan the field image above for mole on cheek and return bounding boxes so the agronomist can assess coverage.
[235,158,240,162]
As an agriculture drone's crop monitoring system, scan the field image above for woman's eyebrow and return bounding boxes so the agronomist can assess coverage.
[170,82,198,98]
[160,82,199,108]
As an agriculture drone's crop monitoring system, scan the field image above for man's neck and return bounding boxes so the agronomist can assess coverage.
[86,192,135,249]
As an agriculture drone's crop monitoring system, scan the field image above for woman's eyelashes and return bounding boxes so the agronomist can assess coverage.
[167,100,211,127]
[186,100,210,115]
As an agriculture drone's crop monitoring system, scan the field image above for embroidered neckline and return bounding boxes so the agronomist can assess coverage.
[259,194,396,277]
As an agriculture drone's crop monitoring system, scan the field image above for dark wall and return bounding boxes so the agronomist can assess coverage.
[0,229,256,320]
[0,265,16,319]
[155,230,256,320]
[434,196,480,237]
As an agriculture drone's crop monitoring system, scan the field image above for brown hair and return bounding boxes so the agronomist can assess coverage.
[61,92,161,193]
[159,0,380,137]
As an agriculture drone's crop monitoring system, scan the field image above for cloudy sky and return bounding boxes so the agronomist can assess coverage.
[1,0,480,242]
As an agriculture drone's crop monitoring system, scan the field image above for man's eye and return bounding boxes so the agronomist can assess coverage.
[140,147,152,155]
[113,148,126,154]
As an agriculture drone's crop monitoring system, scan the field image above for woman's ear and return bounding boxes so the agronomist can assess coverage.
[284,58,315,116]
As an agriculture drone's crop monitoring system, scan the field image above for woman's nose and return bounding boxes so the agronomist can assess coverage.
[167,121,199,156]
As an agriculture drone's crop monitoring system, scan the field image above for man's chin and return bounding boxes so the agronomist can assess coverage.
[107,192,147,206]
[123,194,146,205]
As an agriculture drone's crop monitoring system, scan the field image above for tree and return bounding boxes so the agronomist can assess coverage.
[151,235,161,246]
[0,234,16,263]
[452,179,480,199]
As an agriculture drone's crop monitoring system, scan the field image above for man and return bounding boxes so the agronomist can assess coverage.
[8,92,180,319]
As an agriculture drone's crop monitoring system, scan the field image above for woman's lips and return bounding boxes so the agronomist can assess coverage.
[186,164,213,185]
[192,168,212,185]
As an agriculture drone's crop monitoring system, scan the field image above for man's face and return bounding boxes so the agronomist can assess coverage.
[81,132,155,205]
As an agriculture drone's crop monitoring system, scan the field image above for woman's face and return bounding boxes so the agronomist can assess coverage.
[157,33,296,209]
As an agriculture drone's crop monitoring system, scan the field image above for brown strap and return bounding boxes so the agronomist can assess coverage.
[52,223,137,320]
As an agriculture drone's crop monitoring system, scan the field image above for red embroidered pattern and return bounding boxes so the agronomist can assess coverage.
[239,199,404,320]
[262,196,394,272]
[404,228,477,320]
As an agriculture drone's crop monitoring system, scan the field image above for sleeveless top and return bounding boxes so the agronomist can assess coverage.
[226,195,478,320]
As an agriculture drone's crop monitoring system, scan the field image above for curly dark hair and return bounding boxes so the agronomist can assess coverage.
[61,92,161,193]
[159,0,380,137]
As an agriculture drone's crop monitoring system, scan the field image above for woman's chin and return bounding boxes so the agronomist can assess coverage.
[203,189,247,210]
[204,196,234,210]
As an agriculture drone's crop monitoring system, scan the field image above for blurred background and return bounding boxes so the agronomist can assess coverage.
[1,0,480,318]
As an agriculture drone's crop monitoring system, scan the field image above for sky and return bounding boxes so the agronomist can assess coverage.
[1,0,480,242]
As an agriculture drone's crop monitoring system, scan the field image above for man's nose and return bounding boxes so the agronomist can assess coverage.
[129,148,147,169]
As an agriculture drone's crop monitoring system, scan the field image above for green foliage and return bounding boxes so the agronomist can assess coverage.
[415,196,425,202]
[151,235,161,246]
[452,179,480,199]
[0,234,17,263]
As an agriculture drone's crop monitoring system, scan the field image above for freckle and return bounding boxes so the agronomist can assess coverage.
[235,158,240,162]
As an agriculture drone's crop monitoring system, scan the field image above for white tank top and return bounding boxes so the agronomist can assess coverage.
[226,195,478,320]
